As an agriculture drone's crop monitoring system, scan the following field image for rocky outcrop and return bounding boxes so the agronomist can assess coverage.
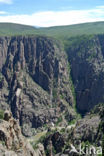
[43,131,65,156]
[72,115,101,143]
[66,104,104,148]
[42,109,102,156]
[0,36,76,136]
[0,110,38,156]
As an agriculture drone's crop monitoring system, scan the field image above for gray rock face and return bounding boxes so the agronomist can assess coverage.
[0,111,36,156]
[0,36,75,136]
[44,131,65,156]
[0,111,46,156]
[67,35,104,113]
[73,115,101,142]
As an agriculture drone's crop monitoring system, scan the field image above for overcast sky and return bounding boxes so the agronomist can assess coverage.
[0,0,104,27]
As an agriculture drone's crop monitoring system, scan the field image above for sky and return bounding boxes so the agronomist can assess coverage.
[0,0,104,27]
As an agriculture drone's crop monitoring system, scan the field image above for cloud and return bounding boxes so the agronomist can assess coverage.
[0,0,12,4]
[0,7,104,27]
[96,6,104,9]
[0,11,7,14]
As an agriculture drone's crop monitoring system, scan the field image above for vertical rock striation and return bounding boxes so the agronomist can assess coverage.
[0,36,75,136]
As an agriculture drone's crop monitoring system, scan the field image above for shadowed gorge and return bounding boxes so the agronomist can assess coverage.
[66,35,104,114]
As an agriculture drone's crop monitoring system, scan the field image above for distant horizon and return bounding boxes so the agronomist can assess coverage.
[0,0,104,27]
[0,20,104,28]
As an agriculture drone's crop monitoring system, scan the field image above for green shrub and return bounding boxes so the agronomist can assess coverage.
[0,141,5,146]
[0,109,4,119]
[56,116,63,126]
[52,88,57,99]
[60,128,65,133]
[102,135,104,156]
[68,119,76,125]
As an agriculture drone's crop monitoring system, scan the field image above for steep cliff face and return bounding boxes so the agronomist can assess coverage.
[0,110,46,156]
[0,36,75,136]
[67,35,104,114]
